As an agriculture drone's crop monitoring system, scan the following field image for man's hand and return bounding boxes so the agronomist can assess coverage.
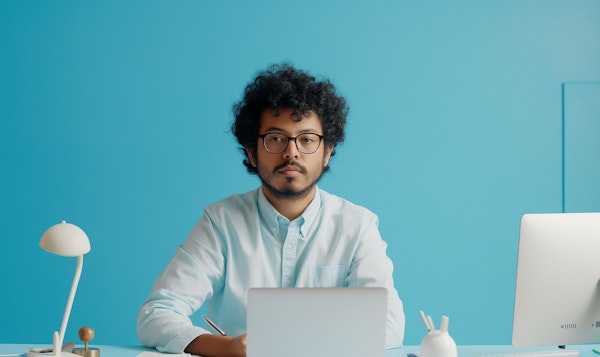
[184,333,247,357]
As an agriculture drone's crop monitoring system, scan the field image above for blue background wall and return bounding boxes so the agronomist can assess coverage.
[1,0,599,348]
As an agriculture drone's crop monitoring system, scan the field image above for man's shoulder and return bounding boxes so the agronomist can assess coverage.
[205,188,259,215]
[318,188,377,218]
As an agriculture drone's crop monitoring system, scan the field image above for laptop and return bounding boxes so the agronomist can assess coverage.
[246,287,388,357]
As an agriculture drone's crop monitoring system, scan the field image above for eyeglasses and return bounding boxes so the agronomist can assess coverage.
[258,132,325,154]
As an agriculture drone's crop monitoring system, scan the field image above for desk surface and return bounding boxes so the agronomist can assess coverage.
[1,344,599,357]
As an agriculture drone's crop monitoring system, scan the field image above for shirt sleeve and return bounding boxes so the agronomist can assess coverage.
[346,214,406,349]
[137,213,226,353]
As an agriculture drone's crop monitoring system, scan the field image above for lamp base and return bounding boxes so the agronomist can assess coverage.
[72,348,100,357]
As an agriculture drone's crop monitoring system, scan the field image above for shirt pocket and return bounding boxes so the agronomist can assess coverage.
[307,265,347,287]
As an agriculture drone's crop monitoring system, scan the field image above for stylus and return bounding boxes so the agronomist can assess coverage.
[427,315,436,331]
[419,310,432,332]
[202,315,227,336]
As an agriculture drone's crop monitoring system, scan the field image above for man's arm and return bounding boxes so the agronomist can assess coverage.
[347,215,406,348]
[137,214,227,353]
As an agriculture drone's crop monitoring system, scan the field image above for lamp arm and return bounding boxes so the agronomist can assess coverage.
[58,254,84,349]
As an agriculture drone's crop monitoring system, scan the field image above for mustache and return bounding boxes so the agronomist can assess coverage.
[274,161,306,173]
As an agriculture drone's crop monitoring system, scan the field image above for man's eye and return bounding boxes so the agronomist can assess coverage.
[300,135,318,143]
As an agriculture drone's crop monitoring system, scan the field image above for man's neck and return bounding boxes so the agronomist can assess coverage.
[262,186,316,221]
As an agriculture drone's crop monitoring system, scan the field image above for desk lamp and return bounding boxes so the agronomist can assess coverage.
[39,221,91,357]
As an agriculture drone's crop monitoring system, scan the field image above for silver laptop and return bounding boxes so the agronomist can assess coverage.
[246,287,387,357]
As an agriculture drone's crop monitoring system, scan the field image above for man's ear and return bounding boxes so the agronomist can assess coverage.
[245,147,257,167]
[323,144,334,167]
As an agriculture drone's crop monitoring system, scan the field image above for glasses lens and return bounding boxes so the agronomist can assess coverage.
[296,133,321,154]
[263,133,288,153]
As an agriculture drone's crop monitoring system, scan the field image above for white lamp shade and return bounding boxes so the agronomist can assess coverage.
[40,221,91,257]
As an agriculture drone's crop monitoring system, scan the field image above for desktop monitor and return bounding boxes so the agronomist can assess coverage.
[512,212,600,348]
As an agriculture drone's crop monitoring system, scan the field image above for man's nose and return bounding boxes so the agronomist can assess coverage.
[283,138,300,159]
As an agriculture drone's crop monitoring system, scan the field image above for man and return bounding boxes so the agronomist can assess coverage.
[137,64,405,357]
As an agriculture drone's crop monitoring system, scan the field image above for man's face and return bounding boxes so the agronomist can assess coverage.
[246,107,333,201]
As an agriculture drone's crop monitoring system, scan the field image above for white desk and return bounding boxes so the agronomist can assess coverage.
[1,344,599,357]
[403,345,600,357]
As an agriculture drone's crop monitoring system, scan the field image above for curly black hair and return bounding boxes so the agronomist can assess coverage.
[232,63,349,174]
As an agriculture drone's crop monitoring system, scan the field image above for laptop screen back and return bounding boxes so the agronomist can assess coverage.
[247,287,387,357]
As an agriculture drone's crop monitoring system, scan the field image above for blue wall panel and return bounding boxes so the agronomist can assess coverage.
[1,0,600,348]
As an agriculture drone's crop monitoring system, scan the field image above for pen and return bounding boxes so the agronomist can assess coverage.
[427,315,436,331]
[419,310,432,332]
[202,315,227,336]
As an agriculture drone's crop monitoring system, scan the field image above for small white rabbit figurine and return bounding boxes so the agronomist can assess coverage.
[419,312,457,357]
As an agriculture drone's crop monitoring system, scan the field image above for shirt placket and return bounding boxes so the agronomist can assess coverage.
[281,220,301,287]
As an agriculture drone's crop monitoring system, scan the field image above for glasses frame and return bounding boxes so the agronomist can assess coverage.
[258,133,325,154]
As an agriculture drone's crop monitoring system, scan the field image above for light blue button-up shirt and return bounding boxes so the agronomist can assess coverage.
[137,187,405,352]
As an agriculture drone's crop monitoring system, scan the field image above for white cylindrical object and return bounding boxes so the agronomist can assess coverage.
[53,331,60,356]
[440,315,449,333]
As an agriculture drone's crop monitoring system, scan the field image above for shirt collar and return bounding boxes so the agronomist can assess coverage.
[257,187,321,238]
